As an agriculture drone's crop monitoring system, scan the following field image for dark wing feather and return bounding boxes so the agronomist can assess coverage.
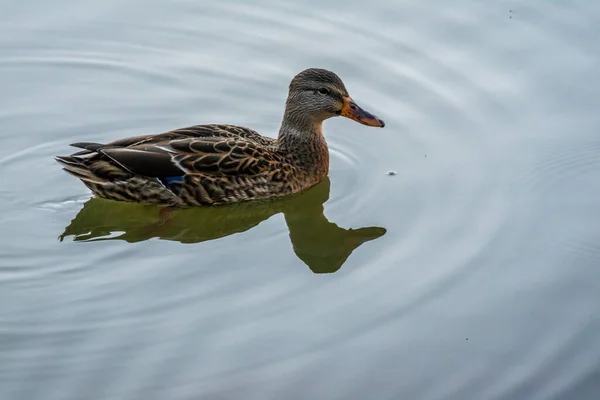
[70,142,105,151]
[99,148,184,177]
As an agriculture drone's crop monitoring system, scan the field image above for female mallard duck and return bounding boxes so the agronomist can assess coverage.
[56,68,385,206]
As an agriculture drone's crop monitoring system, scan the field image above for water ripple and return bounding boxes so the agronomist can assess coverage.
[2,0,600,399]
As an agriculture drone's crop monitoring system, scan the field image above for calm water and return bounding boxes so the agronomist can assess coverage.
[2,1,600,399]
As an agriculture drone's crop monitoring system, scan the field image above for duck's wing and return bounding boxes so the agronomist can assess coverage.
[69,124,275,156]
[94,135,284,180]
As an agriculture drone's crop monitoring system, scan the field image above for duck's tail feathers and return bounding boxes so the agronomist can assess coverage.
[55,155,107,185]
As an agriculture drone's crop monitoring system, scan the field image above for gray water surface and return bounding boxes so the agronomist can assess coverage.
[1,1,600,399]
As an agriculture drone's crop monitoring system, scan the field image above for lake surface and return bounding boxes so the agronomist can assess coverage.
[1,1,600,399]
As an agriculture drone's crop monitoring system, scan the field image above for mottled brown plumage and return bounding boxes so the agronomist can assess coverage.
[56,68,385,206]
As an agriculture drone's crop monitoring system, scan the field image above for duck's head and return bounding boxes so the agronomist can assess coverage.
[284,68,385,129]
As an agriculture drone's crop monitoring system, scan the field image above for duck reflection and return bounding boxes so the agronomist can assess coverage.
[60,178,386,273]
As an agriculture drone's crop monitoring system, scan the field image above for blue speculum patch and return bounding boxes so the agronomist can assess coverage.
[162,175,184,184]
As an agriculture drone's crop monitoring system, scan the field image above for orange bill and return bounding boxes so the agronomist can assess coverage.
[340,97,385,127]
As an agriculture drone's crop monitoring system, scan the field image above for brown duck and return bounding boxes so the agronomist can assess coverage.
[55,68,385,206]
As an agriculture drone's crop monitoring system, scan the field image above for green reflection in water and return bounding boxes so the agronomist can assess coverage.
[60,178,386,273]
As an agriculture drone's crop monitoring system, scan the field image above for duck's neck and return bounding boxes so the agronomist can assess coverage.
[277,111,329,180]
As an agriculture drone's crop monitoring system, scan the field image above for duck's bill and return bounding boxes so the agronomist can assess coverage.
[340,97,385,128]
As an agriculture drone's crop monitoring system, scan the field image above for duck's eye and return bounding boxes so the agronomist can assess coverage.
[318,87,330,95]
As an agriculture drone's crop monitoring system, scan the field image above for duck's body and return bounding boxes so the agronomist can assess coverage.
[56,68,384,206]
[57,123,327,206]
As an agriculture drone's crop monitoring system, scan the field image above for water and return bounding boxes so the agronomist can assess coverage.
[1,1,600,399]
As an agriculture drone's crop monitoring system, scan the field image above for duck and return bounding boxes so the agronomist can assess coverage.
[55,68,385,207]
